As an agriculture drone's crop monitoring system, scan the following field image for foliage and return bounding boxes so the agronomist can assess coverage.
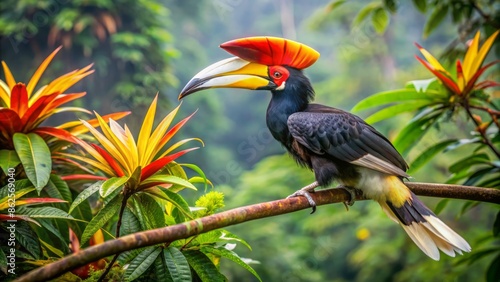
[352,30,500,281]
[0,48,255,281]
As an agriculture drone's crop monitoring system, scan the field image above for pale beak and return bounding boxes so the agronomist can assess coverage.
[178,57,275,99]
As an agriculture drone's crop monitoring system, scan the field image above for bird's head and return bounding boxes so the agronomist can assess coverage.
[178,36,320,99]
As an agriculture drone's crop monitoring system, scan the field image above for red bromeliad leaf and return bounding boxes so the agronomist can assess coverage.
[16,198,67,206]
[0,108,22,135]
[0,214,39,225]
[10,83,29,117]
[90,143,125,177]
[20,92,60,130]
[32,127,76,143]
[140,147,199,181]
[61,174,108,181]
[156,111,197,151]
[44,92,86,112]
[415,56,461,94]
[474,80,500,90]
[464,60,500,94]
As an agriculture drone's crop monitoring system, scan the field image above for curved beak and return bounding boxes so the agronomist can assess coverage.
[178,57,275,99]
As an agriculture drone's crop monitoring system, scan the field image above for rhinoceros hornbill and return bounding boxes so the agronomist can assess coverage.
[178,36,471,260]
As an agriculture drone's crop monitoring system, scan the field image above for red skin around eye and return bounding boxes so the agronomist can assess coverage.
[269,66,289,88]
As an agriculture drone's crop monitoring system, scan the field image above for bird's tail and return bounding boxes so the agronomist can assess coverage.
[378,190,471,260]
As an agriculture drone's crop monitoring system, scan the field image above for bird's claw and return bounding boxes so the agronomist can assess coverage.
[287,190,317,214]
[339,186,357,211]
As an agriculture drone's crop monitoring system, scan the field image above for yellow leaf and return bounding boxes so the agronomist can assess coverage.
[26,47,62,97]
[0,79,10,107]
[417,44,448,73]
[124,124,139,169]
[142,103,180,165]
[137,95,158,164]
[81,118,131,174]
[59,150,115,177]
[1,61,16,90]
[470,30,499,81]
[159,138,204,159]
[462,31,480,82]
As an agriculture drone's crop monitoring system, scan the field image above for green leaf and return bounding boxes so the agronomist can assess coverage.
[372,7,389,34]
[141,174,197,191]
[100,176,128,198]
[184,250,226,282]
[153,251,173,282]
[157,187,192,219]
[15,221,42,259]
[412,0,426,12]
[17,206,75,220]
[393,110,442,154]
[493,211,500,238]
[423,4,449,38]
[164,247,192,282]
[121,207,142,236]
[134,194,165,229]
[365,100,432,124]
[449,153,490,174]
[181,163,211,191]
[39,219,69,255]
[353,2,379,26]
[202,246,261,281]
[434,199,449,215]
[0,248,7,274]
[68,181,103,214]
[44,174,72,209]
[326,0,345,11]
[408,140,457,174]
[219,230,252,250]
[81,195,122,246]
[13,133,52,192]
[0,149,20,175]
[352,89,439,112]
[40,238,65,258]
[125,247,162,281]
[383,0,397,13]
[487,254,500,282]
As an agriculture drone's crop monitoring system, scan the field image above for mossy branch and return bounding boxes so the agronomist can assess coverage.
[15,182,500,282]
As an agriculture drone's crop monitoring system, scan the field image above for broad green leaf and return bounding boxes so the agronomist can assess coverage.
[372,7,389,34]
[444,138,482,152]
[487,254,500,282]
[121,207,142,236]
[353,2,379,26]
[184,250,227,282]
[327,0,345,11]
[68,181,103,214]
[456,248,498,266]
[408,140,457,174]
[164,247,192,282]
[393,110,441,154]
[157,187,192,219]
[365,100,432,124]
[141,174,197,191]
[100,176,128,198]
[125,246,162,281]
[43,175,72,210]
[202,246,261,282]
[352,89,440,112]
[493,211,500,237]
[15,221,42,259]
[423,4,449,38]
[39,219,69,255]
[181,163,211,190]
[412,0,426,12]
[0,149,20,175]
[219,230,252,250]
[134,194,165,229]
[81,195,121,245]
[154,253,173,282]
[16,206,75,220]
[0,179,33,199]
[434,199,449,215]
[448,153,490,174]
[13,133,52,192]
[464,167,496,186]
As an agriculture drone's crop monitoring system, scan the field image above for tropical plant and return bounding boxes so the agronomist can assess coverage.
[352,29,500,280]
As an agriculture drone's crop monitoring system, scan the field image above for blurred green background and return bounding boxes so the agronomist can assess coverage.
[1,0,498,281]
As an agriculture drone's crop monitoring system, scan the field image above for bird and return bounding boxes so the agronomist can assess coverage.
[178,36,471,260]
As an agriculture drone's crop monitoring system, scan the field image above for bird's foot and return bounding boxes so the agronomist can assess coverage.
[338,185,357,211]
[287,181,319,214]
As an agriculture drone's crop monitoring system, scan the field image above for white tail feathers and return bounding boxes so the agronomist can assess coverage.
[380,201,471,260]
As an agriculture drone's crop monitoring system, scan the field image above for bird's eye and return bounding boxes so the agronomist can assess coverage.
[273,71,282,78]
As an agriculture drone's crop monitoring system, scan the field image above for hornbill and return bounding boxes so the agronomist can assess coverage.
[178,36,471,260]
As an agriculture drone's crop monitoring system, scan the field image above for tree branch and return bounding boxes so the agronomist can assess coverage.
[15,183,500,282]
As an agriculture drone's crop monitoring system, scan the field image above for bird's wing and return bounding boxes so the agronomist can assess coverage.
[287,105,409,178]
